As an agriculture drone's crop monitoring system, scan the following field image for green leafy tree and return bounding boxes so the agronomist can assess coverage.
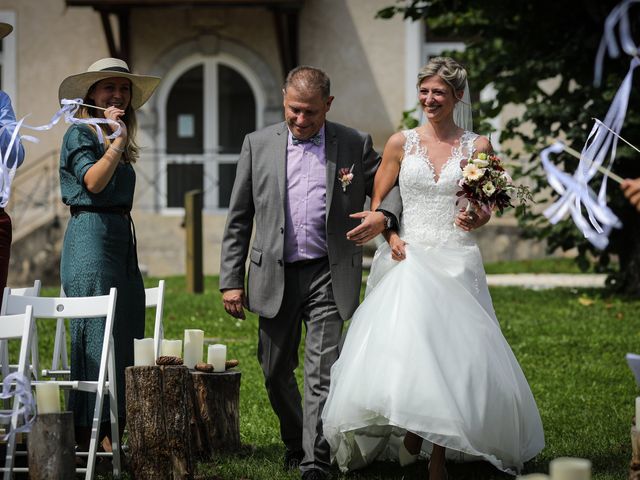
[378,0,640,294]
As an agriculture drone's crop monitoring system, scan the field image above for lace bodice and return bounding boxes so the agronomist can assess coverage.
[398,129,479,247]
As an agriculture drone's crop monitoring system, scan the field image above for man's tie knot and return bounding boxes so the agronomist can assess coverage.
[292,132,322,146]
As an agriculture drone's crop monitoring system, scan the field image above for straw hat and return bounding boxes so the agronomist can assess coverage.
[58,58,161,110]
[0,23,13,39]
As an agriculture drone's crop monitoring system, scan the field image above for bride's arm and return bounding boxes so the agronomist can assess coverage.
[370,132,403,212]
[371,133,407,261]
[455,135,493,231]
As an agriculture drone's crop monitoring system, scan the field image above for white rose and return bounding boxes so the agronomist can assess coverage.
[482,181,496,196]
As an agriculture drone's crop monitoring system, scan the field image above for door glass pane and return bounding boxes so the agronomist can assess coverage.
[167,163,204,208]
[167,65,203,154]
[218,64,255,154]
[218,163,237,208]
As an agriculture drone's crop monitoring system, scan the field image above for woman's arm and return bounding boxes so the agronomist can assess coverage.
[455,135,494,231]
[82,107,128,194]
[370,132,404,212]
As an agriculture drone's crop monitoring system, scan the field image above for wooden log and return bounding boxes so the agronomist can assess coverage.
[126,365,193,480]
[630,425,640,479]
[189,370,241,457]
[27,412,75,480]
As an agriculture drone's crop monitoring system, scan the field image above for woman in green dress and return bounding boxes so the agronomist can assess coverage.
[58,58,160,451]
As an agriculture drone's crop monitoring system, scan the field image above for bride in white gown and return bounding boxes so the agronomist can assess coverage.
[322,57,544,479]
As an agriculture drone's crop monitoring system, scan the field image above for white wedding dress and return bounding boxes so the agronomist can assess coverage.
[322,129,544,475]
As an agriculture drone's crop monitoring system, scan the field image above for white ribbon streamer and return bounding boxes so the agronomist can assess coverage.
[541,0,639,249]
[0,98,123,206]
[0,372,36,440]
[594,0,640,86]
[541,142,621,250]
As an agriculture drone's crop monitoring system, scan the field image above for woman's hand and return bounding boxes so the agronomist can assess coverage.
[387,231,407,261]
[104,106,128,142]
[455,204,491,232]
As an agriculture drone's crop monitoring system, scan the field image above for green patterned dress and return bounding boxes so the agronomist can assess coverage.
[59,124,145,428]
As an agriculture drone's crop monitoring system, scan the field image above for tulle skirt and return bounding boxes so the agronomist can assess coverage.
[322,242,544,474]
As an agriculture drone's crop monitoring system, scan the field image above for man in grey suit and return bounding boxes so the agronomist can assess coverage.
[220,66,401,480]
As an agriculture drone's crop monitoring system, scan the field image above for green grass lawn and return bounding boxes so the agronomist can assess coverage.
[483,257,591,274]
[28,277,639,479]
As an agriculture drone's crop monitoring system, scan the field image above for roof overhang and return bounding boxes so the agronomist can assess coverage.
[65,0,302,76]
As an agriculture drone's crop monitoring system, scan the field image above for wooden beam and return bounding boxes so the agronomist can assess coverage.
[97,9,132,66]
[99,11,119,58]
[272,6,299,79]
[116,8,131,66]
[67,0,302,7]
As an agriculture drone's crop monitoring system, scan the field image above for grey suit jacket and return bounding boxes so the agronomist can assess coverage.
[219,120,402,320]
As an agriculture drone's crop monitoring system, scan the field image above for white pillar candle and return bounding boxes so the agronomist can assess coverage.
[207,344,227,372]
[636,396,640,427]
[161,339,182,358]
[134,338,155,366]
[549,457,591,480]
[35,383,60,414]
[184,329,204,369]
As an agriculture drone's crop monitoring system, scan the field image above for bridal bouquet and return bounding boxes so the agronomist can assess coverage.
[457,152,514,213]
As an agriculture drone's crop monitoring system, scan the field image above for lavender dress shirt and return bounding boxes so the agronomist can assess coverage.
[283,126,328,263]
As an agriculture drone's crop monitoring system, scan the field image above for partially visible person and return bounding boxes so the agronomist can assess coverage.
[58,58,160,454]
[0,22,25,295]
[621,177,640,212]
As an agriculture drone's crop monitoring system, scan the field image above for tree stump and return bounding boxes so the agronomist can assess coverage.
[126,365,193,480]
[189,370,241,457]
[631,425,640,479]
[27,412,75,480]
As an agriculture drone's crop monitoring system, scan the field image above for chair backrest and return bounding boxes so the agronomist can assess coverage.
[0,281,42,380]
[0,306,35,348]
[145,280,165,358]
[3,290,117,320]
[2,280,41,299]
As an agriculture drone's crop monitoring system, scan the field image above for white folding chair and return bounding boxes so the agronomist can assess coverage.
[0,306,35,480]
[46,280,166,377]
[0,281,42,381]
[2,289,121,480]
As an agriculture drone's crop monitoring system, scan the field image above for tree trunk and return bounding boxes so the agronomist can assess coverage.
[126,365,193,480]
[27,412,75,480]
[189,370,241,457]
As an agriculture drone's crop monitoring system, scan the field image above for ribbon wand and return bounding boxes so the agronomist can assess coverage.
[60,99,107,112]
[592,117,640,154]
[557,142,625,184]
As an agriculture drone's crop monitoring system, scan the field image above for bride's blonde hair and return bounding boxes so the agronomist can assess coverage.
[417,56,467,94]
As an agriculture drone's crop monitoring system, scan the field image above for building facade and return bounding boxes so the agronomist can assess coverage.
[2,0,532,282]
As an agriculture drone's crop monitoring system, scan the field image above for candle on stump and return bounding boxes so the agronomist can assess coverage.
[549,457,591,480]
[184,329,204,369]
[207,344,227,372]
[161,339,182,358]
[134,338,155,366]
[636,396,640,427]
[35,383,60,414]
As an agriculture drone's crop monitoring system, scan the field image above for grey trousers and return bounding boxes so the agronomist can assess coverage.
[258,257,343,474]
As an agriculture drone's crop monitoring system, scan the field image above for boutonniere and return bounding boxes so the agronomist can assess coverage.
[338,164,355,192]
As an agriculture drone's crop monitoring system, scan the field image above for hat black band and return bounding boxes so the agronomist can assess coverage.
[100,66,130,73]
